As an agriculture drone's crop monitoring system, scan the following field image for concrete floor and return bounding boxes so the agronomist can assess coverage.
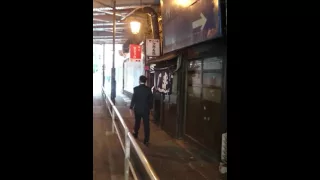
[113,96,221,180]
[93,72,133,180]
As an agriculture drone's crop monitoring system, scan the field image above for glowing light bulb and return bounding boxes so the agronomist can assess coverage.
[130,21,141,34]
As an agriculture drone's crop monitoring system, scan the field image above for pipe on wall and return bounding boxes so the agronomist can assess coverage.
[122,6,160,53]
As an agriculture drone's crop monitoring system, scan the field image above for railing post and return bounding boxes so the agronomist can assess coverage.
[112,107,115,133]
[124,129,130,180]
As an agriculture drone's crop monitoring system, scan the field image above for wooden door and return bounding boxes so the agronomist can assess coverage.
[185,60,205,144]
[185,57,224,154]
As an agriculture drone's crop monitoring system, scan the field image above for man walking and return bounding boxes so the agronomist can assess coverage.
[130,75,153,146]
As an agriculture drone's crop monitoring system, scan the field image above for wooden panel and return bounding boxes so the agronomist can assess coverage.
[162,95,177,137]
[185,57,224,154]
[185,87,204,144]
[202,100,222,155]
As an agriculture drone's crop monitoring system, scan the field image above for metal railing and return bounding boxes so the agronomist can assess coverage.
[102,87,159,180]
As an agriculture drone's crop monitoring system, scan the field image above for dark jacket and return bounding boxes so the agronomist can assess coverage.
[130,84,153,113]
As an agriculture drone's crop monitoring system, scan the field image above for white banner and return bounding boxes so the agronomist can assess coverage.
[146,39,160,57]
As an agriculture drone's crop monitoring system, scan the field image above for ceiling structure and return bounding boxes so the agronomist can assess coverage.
[93,0,160,44]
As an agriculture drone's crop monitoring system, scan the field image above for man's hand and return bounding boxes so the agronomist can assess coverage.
[129,109,133,117]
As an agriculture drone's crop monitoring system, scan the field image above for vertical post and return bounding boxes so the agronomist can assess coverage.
[102,44,105,87]
[219,132,227,177]
[124,128,130,180]
[112,107,115,133]
[111,0,116,102]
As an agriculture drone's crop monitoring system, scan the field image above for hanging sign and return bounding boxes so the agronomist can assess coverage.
[146,39,160,57]
[129,44,141,62]
[150,64,156,73]
[156,70,173,94]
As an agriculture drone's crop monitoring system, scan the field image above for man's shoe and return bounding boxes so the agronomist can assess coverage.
[132,132,138,139]
[143,140,149,146]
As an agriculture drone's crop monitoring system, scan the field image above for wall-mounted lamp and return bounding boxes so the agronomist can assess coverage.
[130,21,141,34]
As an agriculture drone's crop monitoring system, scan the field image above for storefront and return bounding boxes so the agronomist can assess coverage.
[148,0,227,157]
[183,38,226,156]
[146,38,226,156]
[145,52,180,137]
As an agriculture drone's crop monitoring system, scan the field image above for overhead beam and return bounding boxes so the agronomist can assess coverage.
[94,0,113,9]
[93,22,126,26]
[93,25,127,29]
[98,10,124,17]
[120,5,151,20]
[93,36,125,39]
[93,40,126,42]
[93,0,160,9]
[93,42,126,45]
[94,38,127,40]
[93,31,126,36]
[93,15,121,22]
[93,27,126,31]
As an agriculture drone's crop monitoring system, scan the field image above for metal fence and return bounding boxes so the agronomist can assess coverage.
[102,87,159,180]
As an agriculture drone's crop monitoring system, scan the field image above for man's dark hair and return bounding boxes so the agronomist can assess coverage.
[139,75,147,83]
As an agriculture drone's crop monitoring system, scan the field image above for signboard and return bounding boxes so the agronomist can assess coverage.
[150,64,156,73]
[156,70,173,94]
[129,44,141,62]
[146,39,160,57]
[161,0,222,53]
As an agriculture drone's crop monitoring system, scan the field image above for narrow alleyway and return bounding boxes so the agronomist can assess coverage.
[112,95,221,180]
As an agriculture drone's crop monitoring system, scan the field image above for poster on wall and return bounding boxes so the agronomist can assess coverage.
[146,39,160,57]
[129,44,141,62]
[156,70,173,95]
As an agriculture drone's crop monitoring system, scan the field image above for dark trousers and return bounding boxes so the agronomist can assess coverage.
[134,111,150,142]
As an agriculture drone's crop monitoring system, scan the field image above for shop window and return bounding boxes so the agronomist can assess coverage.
[203,72,222,87]
[188,71,201,85]
[188,86,201,98]
[165,73,178,104]
[203,88,221,103]
[188,60,202,71]
[172,73,178,93]
[203,57,223,70]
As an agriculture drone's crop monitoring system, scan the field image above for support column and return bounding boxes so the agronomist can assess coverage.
[102,44,105,87]
[111,0,117,102]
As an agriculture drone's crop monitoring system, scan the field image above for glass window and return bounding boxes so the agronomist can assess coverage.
[188,60,202,71]
[188,71,201,85]
[203,88,221,103]
[188,86,201,98]
[164,94,177,104]
[203,72,222,87]
[172,73,178,93]
[203,57,222,70]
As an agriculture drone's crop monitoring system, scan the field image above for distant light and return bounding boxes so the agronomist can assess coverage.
[93,13,105,16]
[130,21,141,34]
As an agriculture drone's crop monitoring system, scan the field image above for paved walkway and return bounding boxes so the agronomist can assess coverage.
[111,94,222,180]
[93,73,133,180]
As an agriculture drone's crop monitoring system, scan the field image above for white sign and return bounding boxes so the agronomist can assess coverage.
[192,13,207,30]
[150,64,156,71]
[146,39,160,57]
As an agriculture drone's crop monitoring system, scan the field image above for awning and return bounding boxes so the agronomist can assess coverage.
[146,52,179,65]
